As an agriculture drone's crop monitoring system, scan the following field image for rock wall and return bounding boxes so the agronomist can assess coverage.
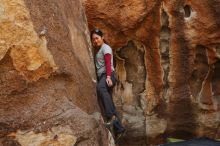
[0,0,113,146]
[84,0,220,145]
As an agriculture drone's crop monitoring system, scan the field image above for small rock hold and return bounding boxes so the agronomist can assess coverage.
[39,26,48,37]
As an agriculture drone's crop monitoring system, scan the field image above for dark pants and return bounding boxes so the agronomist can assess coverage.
[97,72,125,133]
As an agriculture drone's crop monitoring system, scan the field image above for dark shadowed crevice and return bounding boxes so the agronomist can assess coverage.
[159,9,171,99]
[189,45,209,98]
[192,45,217,109]
[184,5,191,18]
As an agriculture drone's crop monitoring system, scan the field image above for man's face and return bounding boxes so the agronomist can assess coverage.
[92,34,104,48]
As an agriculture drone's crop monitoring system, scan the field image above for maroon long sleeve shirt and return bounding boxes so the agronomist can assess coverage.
[104,53,111,77]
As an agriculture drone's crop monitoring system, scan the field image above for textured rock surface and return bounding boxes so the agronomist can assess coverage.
[84,0,220,145]
[0,0,113,146]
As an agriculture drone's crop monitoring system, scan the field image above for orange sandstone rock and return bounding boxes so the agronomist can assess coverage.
[84,0,220,145]
[0,0,111,146]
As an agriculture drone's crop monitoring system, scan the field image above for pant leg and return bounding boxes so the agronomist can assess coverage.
[97,74,116,119]
[110,73,126,133]
[109,72,118,116]
[97,73,125,133]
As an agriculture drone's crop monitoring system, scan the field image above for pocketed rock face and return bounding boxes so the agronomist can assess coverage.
[0,0,112,146]
[84,0,220,145]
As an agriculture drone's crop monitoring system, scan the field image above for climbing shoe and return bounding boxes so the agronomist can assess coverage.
[115,129,126,144]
